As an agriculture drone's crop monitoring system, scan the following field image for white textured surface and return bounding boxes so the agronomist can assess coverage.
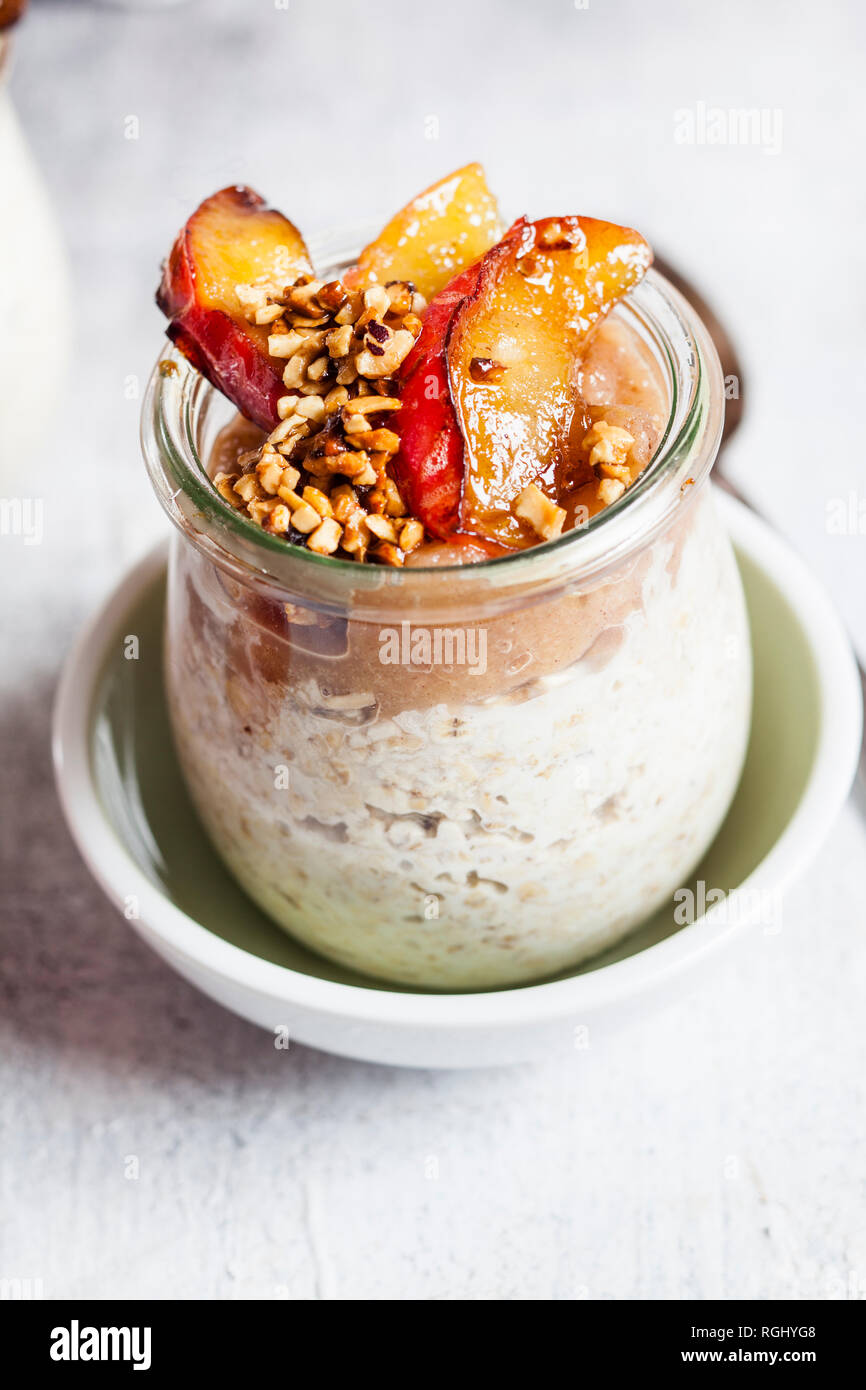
[1,0,865,1300]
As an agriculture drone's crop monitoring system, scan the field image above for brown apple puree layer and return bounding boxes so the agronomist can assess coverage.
[196,312,676,719]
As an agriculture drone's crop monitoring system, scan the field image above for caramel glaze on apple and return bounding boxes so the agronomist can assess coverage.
[198,310,681,719]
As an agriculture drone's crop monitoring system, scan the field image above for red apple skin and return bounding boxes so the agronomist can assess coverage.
[164,311,285,433]
[393,225,527,539]
[392,355,462,538]
[392,260,484,537]
[156,186,312,433]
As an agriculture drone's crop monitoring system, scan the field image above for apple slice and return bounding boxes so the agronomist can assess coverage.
[392,261,484,537]
[156,186,313,432]
[345,163,503,302]
[447,215,653,546]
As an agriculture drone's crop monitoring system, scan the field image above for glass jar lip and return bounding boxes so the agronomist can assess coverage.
[141,260,723,610]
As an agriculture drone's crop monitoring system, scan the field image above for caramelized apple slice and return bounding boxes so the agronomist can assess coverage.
[393,261,483,537]
[448,215,652,546]
[346,163,503,301]
[156,186,313,432]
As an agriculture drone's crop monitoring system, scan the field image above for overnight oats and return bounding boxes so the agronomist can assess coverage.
[143,163,751,989]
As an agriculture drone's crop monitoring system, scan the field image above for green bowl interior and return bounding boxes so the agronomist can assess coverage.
[90,547,820,994]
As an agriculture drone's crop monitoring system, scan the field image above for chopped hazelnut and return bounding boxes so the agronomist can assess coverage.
[214,472,245,509]
[514,482,566,541]
[380,477,407,517]
[343,395,402,418]
[361,285,391,321]
[596,477,626,506]
[343,413,372,436]
[233,473,266,505]
[248,496,280,526]
[335,358,358,386]
[355,328,415,378]
[287,501,321,534]
[326,324,354,358]
[399,519,424,552]
[265,503,293,534]
[363,428,400,454]
[384,281,414,316]
[583,420,635,471]
[296,395,325,424]
[268,330,305,359]
[323,386,350,415]
[302,485,334,519]
[366,514,399,544]
[278,464,301,494]
[282,356,307,391]
[256,453,284,495]
[254,302,285,325]
[217,261,431,564]
[307,517,343,554]
[341,511,371,556]
[317,280,348,313]
[306,355,330,382]
[330,484,359,524]
[374,542,405,567]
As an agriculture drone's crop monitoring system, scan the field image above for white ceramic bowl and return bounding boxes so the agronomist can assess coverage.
[53,492,862,1067]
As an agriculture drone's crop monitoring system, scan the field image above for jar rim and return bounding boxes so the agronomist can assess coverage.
[141,261,723,613]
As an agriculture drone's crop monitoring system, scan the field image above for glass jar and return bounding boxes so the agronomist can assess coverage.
[142,260,751,990]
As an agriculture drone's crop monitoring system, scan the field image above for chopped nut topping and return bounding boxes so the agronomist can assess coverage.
[596,477,626,506]
[233,472,265,504]
[306,354,330,382]
[221,269,433,562]
[514,482,566,541]
[302,485,334,519]
[355,328,415,378]
[256,452,284,495]
[296,395,325,424]
[360,427,400,456]
[326,323,354,358]
[582,420,635,475]
[214,472,246,509]
[330,483,359,523]
[253,302,285,325]
[360,285,391,322]
[384,281,414,316]
[399,518,424,552]
[342,511,371,559]
[366,514,399,544]
[343,413,372,436]
[323,386,350,415]
[268,330,305,358]
[287,501,321,534]
[265,503,292,534]
[343,395,402,417]
[317,280,348,313]
[374,542,405,567]
[307,517,343,554]
[248,496,281,527]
